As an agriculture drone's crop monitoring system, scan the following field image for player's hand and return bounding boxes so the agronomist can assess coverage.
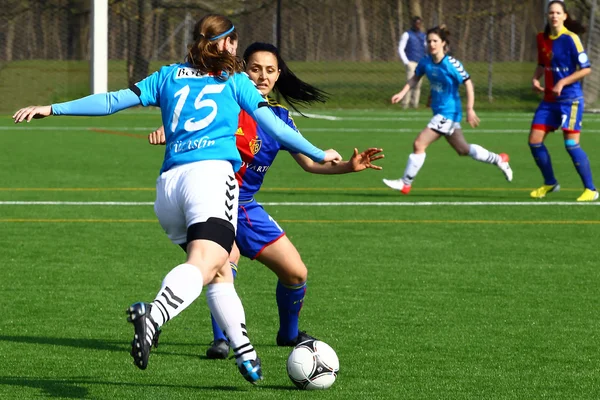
[391,92,405,104]
[532,79,545,94]
[349,148,384,172]
[322,149,342,165]
[552,80,564,97]
[466,109,480,128]
[13,105,52,123]
[148,125,166,145]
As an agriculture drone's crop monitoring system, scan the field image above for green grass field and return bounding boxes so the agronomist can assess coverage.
[1,109,600,399]
[0,60,544,113]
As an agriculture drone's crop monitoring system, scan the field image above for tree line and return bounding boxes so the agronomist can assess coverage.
[0,0,596,84]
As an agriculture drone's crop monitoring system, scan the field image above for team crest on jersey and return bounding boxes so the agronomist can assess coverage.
[249,137,262,155]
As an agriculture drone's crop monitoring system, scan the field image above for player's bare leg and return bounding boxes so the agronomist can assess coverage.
[383,127,441,193]
[447,129,512,182]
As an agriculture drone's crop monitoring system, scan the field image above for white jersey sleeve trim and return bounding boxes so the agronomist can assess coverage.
[447,56,470,82]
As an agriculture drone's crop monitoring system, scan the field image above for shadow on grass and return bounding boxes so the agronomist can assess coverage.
[0,335,125,352]
[0,335,209,359]
[0,376,249,398]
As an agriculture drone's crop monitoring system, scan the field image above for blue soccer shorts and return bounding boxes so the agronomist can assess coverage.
[532,99,584,134]
[236,199,285,260]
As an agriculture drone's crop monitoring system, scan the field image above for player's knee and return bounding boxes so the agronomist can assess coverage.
[281,264,308,286]
[413,140,427,153]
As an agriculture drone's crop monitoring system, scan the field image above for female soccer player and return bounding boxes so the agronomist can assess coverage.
[529,1,596,201]
[12,15,341,383]
[382,25,512,194]
[148,42,384,359]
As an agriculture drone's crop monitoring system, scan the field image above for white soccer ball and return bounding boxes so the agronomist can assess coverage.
[286,339,339,390]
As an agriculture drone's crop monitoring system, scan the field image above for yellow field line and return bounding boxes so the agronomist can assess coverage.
[1,218,599,225]
[0,187,582,192]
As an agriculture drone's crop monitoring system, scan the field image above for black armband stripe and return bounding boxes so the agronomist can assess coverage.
[257,101,269,108]
[129,85,142,97]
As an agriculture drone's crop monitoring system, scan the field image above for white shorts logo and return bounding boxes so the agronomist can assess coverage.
[427,114,461,136]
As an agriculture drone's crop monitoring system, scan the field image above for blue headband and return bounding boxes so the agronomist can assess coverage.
[210,26,235,41]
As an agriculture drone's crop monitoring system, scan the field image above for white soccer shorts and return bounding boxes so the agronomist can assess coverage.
[427,114,461,136]
[154,160,239,245]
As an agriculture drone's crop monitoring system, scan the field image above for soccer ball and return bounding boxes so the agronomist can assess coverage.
[286,339,339,390]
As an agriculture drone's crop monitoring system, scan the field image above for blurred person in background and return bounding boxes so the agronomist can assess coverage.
[398,16,426,109]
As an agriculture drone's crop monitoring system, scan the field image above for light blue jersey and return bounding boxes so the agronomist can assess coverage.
[134,63,266,173]
[415,55,470,121]
[51,63,325,173]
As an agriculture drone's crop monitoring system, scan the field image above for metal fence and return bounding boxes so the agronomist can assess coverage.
[1,0,598,112]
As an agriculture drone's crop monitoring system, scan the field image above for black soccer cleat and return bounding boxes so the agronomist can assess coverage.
[276,330,317,347]
[206,339,230,359]
[126,302,159,370]
[238,357,263,384]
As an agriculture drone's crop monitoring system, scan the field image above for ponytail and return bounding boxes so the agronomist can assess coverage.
[186,14,244,78]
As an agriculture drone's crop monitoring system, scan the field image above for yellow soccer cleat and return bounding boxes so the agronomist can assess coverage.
[576,188,599,202]
[530,183,560,199]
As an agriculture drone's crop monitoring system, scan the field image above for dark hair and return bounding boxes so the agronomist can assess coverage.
[243,42,328,113]
[545,1,586,36]
[186,14,244,78]
[426,24,451,52]
[412,16,422,23]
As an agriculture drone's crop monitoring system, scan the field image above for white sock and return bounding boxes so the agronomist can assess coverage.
[469,144,500,165]
[206,283,257,366]
[150,263,203,327]
[402,153,426,185]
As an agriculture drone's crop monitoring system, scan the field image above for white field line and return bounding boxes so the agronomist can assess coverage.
[4,126,600,134]
[290,111,340,120]
[0,201,598,206]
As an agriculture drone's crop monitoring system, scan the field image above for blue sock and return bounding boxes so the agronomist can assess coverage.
[529,142,558,185]
[210,263,238,343]
[276,280,306,342]
[566,144,596,190]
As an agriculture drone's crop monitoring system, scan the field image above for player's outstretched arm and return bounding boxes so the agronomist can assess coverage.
[391,75,421,104]
[292,147,384,174]
[13,106,53,123]
[464,79,480,128]
[252,106,341,164]
[13,89,142,124]
[148,125,166,145]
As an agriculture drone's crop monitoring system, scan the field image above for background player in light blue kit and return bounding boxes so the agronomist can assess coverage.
[12,14,341,384]
[383,25,513,194]
[529,0,596,201]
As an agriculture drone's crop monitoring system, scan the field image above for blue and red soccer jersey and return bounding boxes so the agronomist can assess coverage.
[234,98,297,258]
[532,27,591,133]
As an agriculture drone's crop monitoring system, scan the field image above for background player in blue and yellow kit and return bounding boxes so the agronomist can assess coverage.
[529,0,596,201]
[13,15,342,383]
[383,25,512,194]
[149,42,384,359]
